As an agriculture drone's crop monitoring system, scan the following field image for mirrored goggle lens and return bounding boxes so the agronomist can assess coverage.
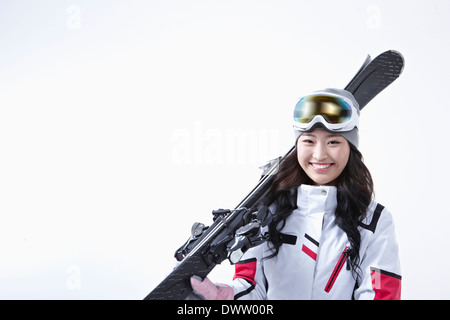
[293,95,352,124]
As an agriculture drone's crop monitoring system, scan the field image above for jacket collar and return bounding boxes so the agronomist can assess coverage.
[296,184,338,215]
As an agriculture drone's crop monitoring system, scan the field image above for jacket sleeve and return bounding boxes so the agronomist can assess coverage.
[354,206,402,300]
[231,243,268,300]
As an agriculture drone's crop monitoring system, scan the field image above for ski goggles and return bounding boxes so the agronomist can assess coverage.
[293,93,359,132]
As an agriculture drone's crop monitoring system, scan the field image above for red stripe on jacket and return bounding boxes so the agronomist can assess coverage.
[371,267,402,300]
[234,259,257,285]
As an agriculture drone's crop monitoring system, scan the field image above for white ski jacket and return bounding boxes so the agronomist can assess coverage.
[232,184,401,300]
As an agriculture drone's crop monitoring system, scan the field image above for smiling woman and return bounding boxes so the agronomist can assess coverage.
[190,88,402,300]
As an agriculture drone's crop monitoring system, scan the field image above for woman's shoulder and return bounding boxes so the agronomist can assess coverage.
[358,201,394,234]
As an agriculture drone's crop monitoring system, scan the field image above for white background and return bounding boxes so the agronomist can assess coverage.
[0,0,448,299]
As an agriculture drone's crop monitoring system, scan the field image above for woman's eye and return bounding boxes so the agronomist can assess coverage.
[328,140,340,145]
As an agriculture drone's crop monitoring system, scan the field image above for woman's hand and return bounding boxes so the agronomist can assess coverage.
[190,276,234,300]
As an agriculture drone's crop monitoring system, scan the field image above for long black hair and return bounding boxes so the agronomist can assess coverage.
[265,143,373,283]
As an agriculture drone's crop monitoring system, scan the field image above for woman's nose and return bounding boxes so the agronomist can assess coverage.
[313,144,327,161]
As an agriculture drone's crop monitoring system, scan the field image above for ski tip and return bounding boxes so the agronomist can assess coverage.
[386,50,405,74]
[377,50,405,74]
[344,49,405,110]
[384,49,403,58]
[343,54,372,92]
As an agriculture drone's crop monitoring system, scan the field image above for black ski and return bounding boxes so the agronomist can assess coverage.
[143,153,287,300]
[344,50,404,109]
[143,50,404,300]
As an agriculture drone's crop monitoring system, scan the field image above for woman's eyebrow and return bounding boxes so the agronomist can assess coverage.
[302,133,341,138]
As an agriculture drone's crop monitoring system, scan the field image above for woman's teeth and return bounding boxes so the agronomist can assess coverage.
[311,163,332,169]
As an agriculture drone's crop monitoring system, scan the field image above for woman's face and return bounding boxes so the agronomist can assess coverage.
[296,129,350,186]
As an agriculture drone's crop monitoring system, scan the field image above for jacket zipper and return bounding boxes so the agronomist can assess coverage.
[324,246,349,293]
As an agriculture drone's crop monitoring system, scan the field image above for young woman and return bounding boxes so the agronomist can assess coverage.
[190,88,401,300]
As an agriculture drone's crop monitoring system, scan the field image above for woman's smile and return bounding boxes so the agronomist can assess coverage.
[310,163,334,171]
